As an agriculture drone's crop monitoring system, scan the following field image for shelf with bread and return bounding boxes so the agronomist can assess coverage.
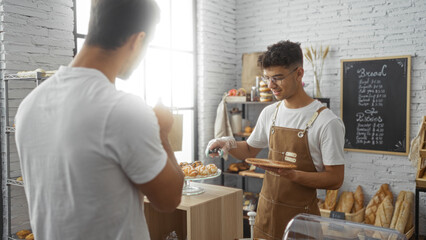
[7,178,24,187]
[318,184,414,239]
[417,116,426,188]
[5,69,56,81]
[13,229,34,240]
[223,162,265,179]
[6,126,15,133]
[233,132,251,138]
[1,70,56,239]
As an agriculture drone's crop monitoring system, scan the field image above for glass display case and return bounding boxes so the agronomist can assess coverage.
[284,214,407,240]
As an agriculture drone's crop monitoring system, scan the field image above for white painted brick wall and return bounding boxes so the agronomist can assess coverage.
[198,0,426,235]
[197,0,237,174]
[0,0,74,238]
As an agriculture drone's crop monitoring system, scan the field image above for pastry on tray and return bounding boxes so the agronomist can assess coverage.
[180,161,219,178]
[228,162,250,172]
[16,230,31,239]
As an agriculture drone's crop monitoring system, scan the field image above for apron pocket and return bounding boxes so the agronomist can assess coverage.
[254,196,273,235]
[272,199,321,239]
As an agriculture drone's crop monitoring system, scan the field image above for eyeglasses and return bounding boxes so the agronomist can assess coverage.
[261,67,299,85]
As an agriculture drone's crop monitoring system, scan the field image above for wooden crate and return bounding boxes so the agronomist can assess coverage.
[417,116,426,188]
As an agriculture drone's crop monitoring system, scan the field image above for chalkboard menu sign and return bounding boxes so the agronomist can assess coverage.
[341,56,411,155]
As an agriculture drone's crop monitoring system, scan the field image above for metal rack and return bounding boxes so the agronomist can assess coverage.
[220,100,273,187]
[2,72,46,239]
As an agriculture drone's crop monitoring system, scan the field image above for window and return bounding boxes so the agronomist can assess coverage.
[74,0,197,163]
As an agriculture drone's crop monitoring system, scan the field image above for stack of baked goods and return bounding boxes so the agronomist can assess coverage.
[16,230,33,240]
[228,162,250,172]
[180,161,218,178]
[259,80,273,102]
[319,184,414,237]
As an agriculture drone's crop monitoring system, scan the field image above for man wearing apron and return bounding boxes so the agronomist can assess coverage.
[206,40,345,239]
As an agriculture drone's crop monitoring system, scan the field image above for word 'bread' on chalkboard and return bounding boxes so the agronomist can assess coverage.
[341,56,411,155]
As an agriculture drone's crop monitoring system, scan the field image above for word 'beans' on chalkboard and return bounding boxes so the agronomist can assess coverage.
[341,56,411,155]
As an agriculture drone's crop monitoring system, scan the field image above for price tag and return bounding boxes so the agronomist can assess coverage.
[329,211,345,220]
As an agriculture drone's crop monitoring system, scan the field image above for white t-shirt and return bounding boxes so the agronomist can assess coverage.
[247,100,345,172]
[15,66,167,240]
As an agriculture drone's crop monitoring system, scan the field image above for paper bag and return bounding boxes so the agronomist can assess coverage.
[168,114,183,152]
[241,52,263,92]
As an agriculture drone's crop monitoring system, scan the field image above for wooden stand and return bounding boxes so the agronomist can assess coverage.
[144,183,243,240]
[415,116,426,239]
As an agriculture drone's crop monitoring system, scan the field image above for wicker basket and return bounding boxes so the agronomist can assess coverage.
[319,207,365,223]
[405,226,414,239]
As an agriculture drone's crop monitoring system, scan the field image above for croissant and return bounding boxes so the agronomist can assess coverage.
[179,162,189,167]
[196,165,209,176]
[182,166,193,176]
[206,164,218,174]
[191,161,202,168]
[187,169,199,177]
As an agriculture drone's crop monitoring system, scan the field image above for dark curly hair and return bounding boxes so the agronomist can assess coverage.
[260,40,303,69]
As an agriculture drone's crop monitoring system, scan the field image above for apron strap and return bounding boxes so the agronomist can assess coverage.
[297,106,327,138]
[271,101,282,127]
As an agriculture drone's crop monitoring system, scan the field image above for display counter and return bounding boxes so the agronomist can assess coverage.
[144,182,243,240]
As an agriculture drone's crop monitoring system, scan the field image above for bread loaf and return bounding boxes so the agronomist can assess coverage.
[390,191,406,229]
[374,195,394,228]
[335,191,354,213]
[353,185,364,213]
[365,195,381,224]
[364,184,393,224]
[404,206,414,233]
[324,189,338,211]
[393,191,414,233]
[395,201,410,233]
[405,207,413,233]
[25,233,34,240]
[16,230,31,239]
[228,163,239,172]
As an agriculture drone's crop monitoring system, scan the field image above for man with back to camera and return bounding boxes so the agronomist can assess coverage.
[206,40,345,239]
[14,0,184,239]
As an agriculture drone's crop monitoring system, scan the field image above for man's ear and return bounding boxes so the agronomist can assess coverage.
[297,67,304,80]
[128,32,146,50]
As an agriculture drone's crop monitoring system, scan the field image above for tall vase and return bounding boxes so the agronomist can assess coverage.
[313,72,322,98]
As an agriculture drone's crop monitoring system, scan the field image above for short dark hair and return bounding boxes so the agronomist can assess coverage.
[85,0,160,50]
[261,40,303,69]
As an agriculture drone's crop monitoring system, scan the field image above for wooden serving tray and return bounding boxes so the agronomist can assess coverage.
[245,158,297,169]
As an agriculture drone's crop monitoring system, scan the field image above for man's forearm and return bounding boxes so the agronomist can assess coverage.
[291,170,343,190]
[159,132,184,175]
[228,141,261,160]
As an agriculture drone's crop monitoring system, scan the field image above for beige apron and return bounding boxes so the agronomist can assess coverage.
[254,101,327,240]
